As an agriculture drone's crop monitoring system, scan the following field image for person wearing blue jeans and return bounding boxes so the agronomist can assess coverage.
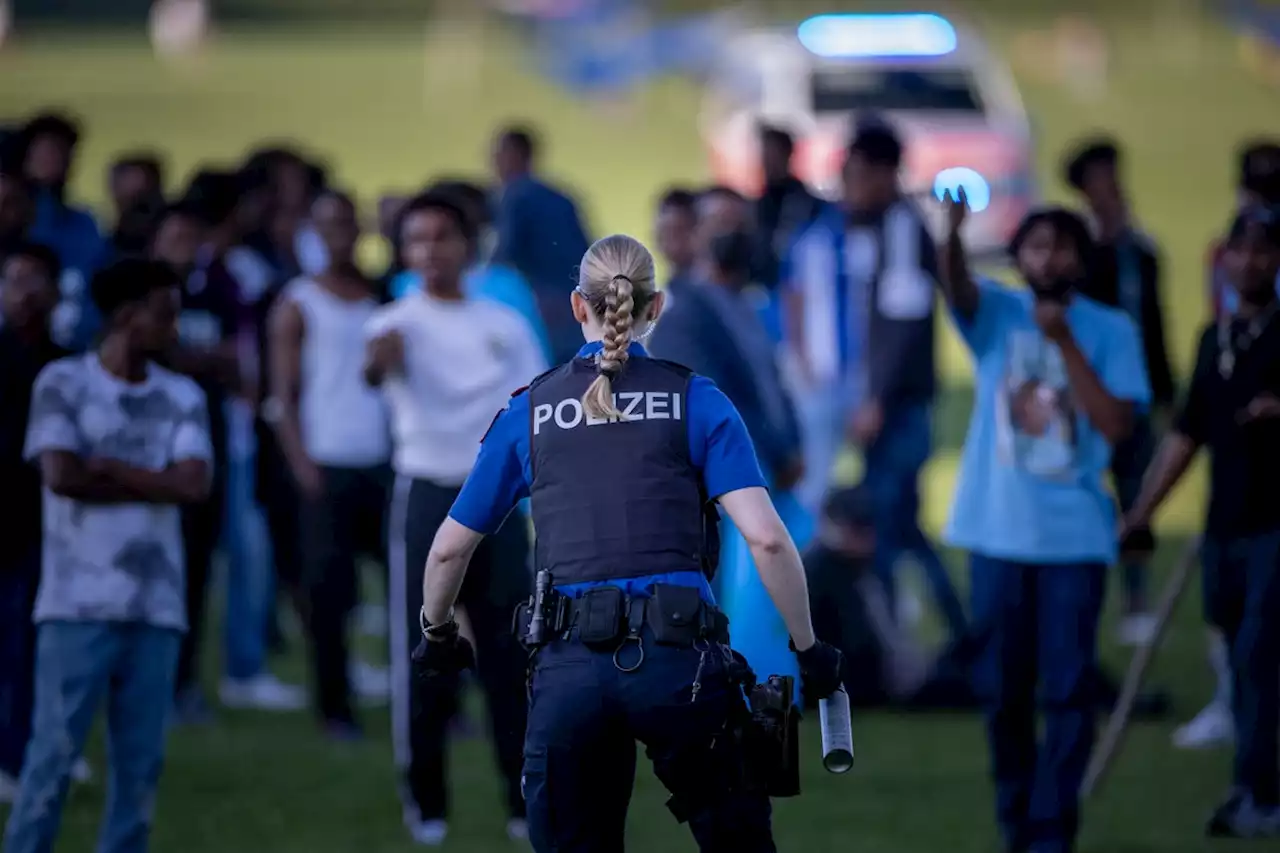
[1124,207,1280,838]
[4,259,213,853]
[938,197,1150,853]
[861,400,967,639]
[6,623,181,853]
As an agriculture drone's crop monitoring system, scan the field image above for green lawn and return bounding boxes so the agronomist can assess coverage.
[1,4,1276,851]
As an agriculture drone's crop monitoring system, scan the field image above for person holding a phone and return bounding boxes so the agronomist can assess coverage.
[937,190,1150,853]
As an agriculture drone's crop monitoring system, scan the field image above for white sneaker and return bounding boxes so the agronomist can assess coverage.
[0,770,18,803]
[350,660,390,704]
[1117,612,1159,647]
[507,818,529,841]
[71,758,92,784]
[219,673,307,711]
[410,819,448,846]
[1173,700,1234,749]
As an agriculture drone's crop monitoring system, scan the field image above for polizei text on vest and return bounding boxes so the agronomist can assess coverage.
[533,392,684,433]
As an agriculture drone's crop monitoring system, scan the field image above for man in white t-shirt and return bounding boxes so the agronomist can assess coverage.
[4,259,213,853]
[365,190,545,847]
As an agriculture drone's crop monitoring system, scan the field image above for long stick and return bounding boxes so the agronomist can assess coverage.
[1082,535,1201,800]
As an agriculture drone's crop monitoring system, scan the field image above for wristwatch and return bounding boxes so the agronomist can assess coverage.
[419,606,458,639]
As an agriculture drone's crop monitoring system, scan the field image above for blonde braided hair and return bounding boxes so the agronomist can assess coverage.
[577,234,656,421]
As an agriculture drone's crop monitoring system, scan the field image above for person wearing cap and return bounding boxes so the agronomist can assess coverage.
[1124,207,1280,839]
[1062,137,1175,647]
[783,117,962,639]
[19,112,105,351]
[938,192,1150,853]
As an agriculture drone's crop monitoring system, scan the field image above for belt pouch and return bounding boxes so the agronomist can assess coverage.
[648,583,703,647]
[577,586,625,647]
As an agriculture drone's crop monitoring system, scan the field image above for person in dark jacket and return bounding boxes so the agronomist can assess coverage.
[0,241,67,799]
[490,124,591,364]
[786,119,963,639]
[1065,138,1174,645]
[649,229,803,491]
[18,112,104,351]
[755,124,822,290]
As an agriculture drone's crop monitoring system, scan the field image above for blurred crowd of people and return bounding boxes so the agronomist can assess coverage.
[0,103,1278,852]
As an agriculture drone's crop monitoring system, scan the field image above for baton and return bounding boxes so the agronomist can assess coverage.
[1082,535,1200,799]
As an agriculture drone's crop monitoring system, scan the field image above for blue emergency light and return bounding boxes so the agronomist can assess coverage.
[797,12,957,59]
[933,167,990,213]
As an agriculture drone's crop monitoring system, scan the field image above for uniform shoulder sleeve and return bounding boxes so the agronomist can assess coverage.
[686,375,767,499]
[448,390,532,534]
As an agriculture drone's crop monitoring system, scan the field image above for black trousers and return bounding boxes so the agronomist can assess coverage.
[388,474,530,822]
[300,464,389,725]
[176,469,226,696]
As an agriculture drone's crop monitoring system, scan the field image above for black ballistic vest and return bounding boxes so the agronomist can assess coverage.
[528,356,718,584]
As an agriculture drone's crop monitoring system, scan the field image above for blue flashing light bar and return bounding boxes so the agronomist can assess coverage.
[797,12,958,59]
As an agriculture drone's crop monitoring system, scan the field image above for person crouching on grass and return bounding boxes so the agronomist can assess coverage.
[3,259,213,853]
[1124,207,1280,839]
[937,192,1150,853]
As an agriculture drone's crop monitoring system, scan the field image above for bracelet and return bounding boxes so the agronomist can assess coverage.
[419,606,457,638]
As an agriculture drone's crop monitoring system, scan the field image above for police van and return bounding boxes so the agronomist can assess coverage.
[702,12,1037,257]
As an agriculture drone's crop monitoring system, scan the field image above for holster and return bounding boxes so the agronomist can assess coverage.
[742,675,801,798]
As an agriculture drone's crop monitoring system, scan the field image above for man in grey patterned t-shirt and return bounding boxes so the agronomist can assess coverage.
[4,259,212,853]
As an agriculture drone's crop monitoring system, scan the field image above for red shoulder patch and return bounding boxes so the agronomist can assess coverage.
[480,409,504,444]
[510,384,529,398]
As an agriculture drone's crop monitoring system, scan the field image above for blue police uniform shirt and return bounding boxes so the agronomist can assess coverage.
[946,278,1151,565]
[448,340,767,603]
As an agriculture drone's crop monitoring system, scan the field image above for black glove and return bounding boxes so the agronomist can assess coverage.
[795,640,844,702]
[411,631,476,686]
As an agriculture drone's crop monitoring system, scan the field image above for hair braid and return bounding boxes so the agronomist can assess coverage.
[583,275,635,420]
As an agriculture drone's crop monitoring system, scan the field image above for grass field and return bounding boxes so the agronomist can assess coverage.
[2,3,1279,851]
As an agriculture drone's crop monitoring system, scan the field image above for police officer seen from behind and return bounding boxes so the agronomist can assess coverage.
[1124,207,1280,839]
[410,233,843,852]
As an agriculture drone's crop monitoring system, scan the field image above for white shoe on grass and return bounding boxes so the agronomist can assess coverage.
[507,818,529,841]
[219,673,306,711]
[1173,700,1234,749]
[410,819,448,846]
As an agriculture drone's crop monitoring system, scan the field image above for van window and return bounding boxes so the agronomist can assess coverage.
[811,67,983,113]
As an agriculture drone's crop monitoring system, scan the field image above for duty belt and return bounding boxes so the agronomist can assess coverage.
[514,583,730,652]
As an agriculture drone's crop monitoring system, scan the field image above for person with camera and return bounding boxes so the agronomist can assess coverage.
[938,190,1150,853]
[409,233,843,853]
[1123,207,1280,839]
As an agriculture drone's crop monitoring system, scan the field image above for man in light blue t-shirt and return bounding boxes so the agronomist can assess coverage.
[939,194,1150,853]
